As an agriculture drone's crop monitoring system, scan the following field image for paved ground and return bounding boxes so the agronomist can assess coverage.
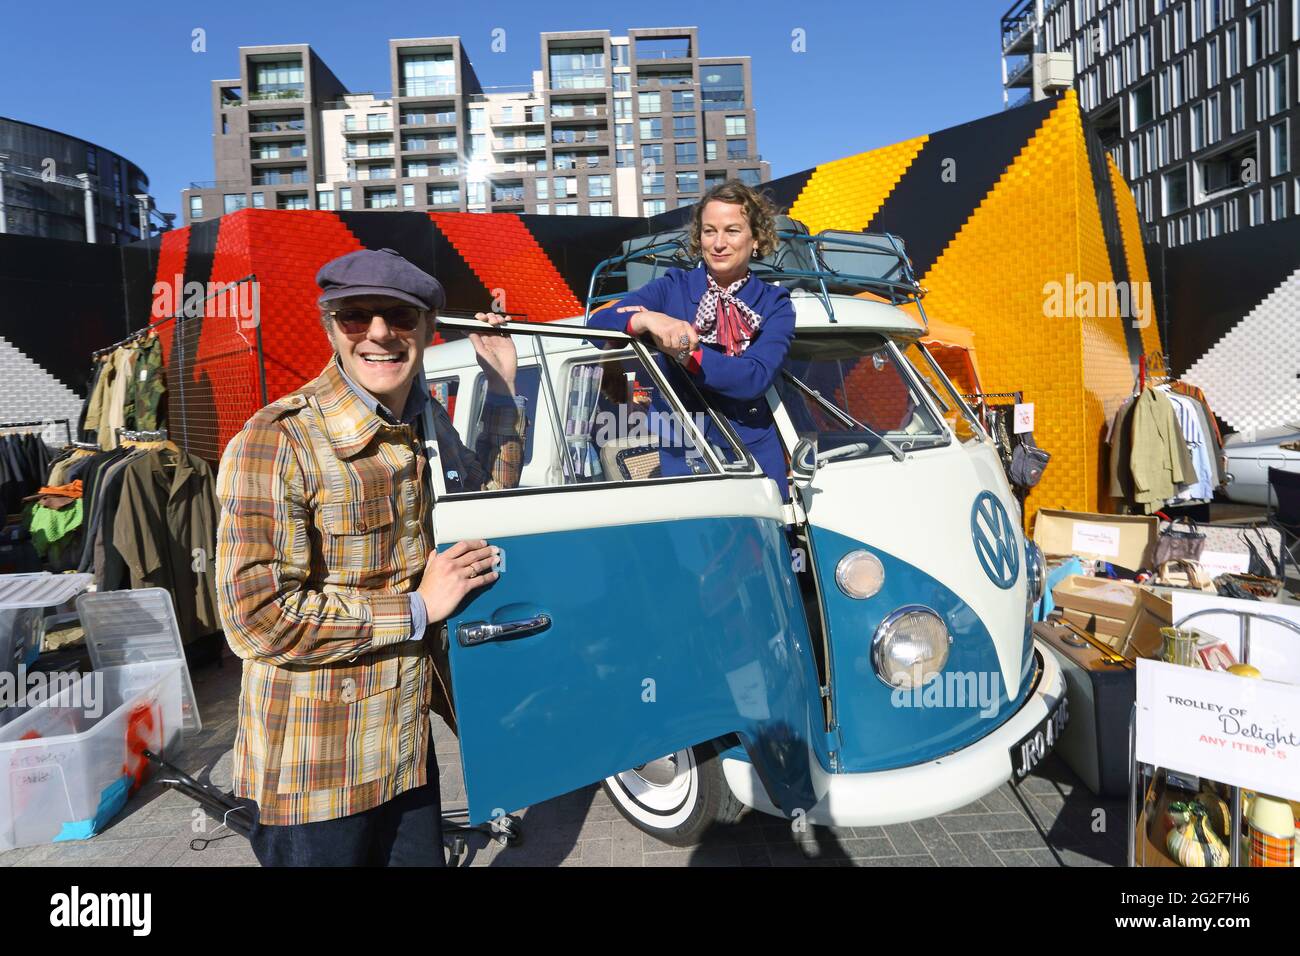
[0,644,1129,868]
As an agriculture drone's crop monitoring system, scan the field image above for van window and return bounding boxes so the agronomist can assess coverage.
[778,333,948,462]
[901,342,981,444]
[429,324,749,496]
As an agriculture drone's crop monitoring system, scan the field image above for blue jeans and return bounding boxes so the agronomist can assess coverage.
[247,747,446,867]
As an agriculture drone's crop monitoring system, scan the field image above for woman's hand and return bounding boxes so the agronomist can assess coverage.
[470,311,517,394]
[416,540,500,622]
[618,305,698,360]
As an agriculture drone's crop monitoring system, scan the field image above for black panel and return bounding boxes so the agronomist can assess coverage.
[866,97,1058,275]
[0,234,131,390]
[427,220,494,316]
[1148,216,1300,376]
[335,211,437,274]
[522,215,650,302]
[180,219,220,306]
[1083,119,1145,366]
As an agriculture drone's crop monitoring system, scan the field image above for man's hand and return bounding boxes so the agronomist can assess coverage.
[416,540,500,622]
[470,311,517,395]
[617,305,698,361]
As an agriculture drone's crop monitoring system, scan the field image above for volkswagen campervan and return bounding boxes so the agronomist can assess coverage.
[421,227,1067,846]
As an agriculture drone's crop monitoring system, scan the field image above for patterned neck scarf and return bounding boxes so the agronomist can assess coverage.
[694,271,764,356]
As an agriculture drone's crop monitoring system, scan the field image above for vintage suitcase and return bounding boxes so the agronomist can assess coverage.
[1033,620,1134,798]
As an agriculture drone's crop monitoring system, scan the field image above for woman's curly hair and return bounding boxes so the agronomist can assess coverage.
[687,179,780,260]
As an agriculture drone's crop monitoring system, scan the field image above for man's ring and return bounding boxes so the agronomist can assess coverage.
[468,567,478,578]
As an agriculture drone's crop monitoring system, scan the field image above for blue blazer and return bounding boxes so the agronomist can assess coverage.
[587,265,795,495]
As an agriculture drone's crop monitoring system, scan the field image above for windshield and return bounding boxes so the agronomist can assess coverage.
[901,341,982,444]
[778,333,948,462]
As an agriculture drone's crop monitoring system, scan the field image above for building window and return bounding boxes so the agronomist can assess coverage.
[1269,59,1287,115]
[644,199,666,216]
[672,90,695,111]
[189,196,203,219]
[590,201,613,216]
[536,178,549,200]
[640,144,664,166]
[223,194,247,214]
[365,188,397,209]
[1130,80,1154,129]
[638,92,661,113]
[1206,37,1221,87]
[613,74,630,92]
[612,43,629,68]
[639,118,663,139]
[400,52,456,97]
[724,115,747,136]
[317,190,334,210]
[1272,182,1287,219]
[1162,167,1190,215]
[1246,10,1265,66]
[338,187,352,210]
[1190,102,1205,152]
[555,202,579,216]
[252,59,304,98]
[726,139,749,160]
[405,161,430,178]
[552,176,577,198]
[700,64,745,111]
[675,171,699,194]
[672,116,696,138]
[1250,189,1265,225]
[402,183,415,207]
[1225,24,1240,75]
[1206,93,1221,144]
[705,140,718,161]
[535,203,549,215]
[614,99,632,120]
[277,193,309,210]
[588,175,611,197]
[737,168,761,187]
[1273,121,1291,175]
[1230,80,1246,133]
[615,123,634,146]
[252,192,265,209]
[675,142,698,164]
[428,186,459,205]
[641,172,665,195]
[367,113,390,131]
[344,115,357,132]
[616,149,635,167]
[549,46,606,90]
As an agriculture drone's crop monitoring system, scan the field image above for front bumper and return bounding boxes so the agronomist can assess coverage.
[721,641,1067,827]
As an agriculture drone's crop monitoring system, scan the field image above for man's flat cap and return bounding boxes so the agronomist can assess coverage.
[316,248,446,311]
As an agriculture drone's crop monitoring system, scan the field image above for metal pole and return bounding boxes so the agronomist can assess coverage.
[0,153,8,234]
[76,173,96,243]
[1127,704,1138,867]
[134,193,151,240]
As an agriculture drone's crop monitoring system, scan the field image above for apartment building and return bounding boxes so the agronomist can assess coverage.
[1000,0,1299,246]
[183,27,768,223]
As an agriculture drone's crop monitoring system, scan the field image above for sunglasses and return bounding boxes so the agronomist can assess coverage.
[327,306,425,335]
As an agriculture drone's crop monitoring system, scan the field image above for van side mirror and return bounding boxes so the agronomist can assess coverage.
[791,437,818,482]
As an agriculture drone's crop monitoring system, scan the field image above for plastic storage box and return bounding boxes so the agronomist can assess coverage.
[0,660,183,851]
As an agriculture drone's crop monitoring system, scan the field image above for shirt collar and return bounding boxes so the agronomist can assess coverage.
[333,355,429,426]
[687,263,760,306]
[310,358,426,460]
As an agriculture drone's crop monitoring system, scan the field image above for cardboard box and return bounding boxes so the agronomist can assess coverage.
[1050,576,1172,660]
[1033,509,1159,571]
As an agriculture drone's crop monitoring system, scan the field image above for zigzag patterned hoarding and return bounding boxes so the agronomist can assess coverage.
[141,91,1160,517]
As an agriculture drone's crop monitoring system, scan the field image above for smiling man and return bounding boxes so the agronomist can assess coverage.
[215,247,525,866]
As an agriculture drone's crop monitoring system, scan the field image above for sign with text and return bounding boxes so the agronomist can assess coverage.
[1070,522,1121,558]
[1013,403,1034,434]
[1136,658,1300,800]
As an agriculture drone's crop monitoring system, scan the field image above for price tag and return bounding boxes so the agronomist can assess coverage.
[1013,403,1034,434]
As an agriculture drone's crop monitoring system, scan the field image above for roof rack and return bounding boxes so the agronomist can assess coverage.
[585,224,929,327]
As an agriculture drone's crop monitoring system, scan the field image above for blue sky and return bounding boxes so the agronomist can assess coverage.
[0,0,1017,218]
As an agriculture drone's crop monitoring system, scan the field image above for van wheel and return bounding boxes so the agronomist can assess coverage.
[602,745,743,847]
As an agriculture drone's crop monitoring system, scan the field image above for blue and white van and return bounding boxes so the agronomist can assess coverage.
[421,227,1068,846]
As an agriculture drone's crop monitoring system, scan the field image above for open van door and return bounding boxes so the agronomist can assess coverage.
[423,319,822,825]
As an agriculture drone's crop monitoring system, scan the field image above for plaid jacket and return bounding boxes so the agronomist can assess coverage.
[215,359,523,825]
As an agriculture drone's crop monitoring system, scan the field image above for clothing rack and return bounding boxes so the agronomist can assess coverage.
[116,427,170,443]
[962,391,1024,403]
[0,418,72,444]
[1137,351,1170,392]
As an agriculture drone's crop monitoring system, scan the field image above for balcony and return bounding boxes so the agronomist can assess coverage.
[251,145,310,163]
[398,79,457,98]
[493,137,547,152]
[1000,0,1038,54]
[249,117,306,135]
[493,109,545,127]
[251,170,310,187]
[549,104,607,123]
[248,87,306,103]
[551,129,607,147]
[1005,55,1033,88]
[343,123,394,136]
[550,72,608,92]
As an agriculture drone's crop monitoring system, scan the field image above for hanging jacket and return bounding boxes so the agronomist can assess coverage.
[1129,386,1186,513]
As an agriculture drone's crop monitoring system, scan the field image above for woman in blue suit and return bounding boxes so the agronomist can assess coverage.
[587,180,795,498]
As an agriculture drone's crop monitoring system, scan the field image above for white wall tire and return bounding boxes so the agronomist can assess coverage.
[602,744,743,847]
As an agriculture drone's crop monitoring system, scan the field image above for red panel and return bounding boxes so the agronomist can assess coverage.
[428,212,583,323]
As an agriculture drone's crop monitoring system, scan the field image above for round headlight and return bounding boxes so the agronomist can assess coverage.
[1025,541,1046,606]
[836,550,885,599]
[871,606,952,689]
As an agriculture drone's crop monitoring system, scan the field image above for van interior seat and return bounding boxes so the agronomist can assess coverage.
[599,437,662,482]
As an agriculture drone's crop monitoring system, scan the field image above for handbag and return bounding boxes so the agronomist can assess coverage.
[1200,522,1285,578]
[1155,559,1215,591]
[1009,433,1050,488]
[1153,517,1206,566]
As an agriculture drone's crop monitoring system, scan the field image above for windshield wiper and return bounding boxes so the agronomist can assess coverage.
[782,371,906,462]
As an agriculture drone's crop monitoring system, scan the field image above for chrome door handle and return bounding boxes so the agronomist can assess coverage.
[457,613,551,647]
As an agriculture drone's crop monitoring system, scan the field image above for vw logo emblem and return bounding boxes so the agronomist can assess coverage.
[971,492,1019,590]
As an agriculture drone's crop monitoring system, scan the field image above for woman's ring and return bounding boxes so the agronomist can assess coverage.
[677,334,689,348]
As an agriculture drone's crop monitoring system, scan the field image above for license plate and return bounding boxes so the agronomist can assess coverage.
[1010,694,1068,782]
